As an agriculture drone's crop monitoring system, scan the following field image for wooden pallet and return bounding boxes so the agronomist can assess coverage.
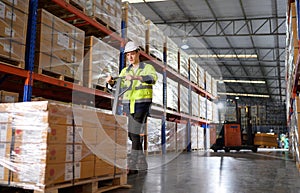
[65,0,86,13]
[0,56,25,69]
[0,173,131,193]
[37,68,82,85]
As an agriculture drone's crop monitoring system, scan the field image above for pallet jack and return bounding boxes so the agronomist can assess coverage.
[211,102,259,153]
[210,121,258,152]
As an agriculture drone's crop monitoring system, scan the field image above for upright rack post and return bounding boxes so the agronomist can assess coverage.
[161,41,167,154]
[187,58,192,152]
[23,0,38,101]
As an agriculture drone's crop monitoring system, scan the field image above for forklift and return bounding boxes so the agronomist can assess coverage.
[211,100,259,153]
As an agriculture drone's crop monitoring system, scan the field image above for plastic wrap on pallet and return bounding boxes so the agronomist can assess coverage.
[199,95,206,119]
[83,36,119,88]
[0,1,28,66]
[179,85,189,114]
[207,100,213,121]
[176,122,187,151]
[166,121,176,151]
[83,0,122,33]
[147,117,162,153]
[198,65,205,89]
[205,71,212,93]
[212,102,219,123]
[190,58,198,84]
[191,125,197,149]
[152,72,163,106]
[36,9,85,81]
[167,77,178,111]
[198,126,204,149]
[166,36,178,72]
[0,101,128,190]
[192,91,199,117]
[211,77,217,97]
[2,0,29,14]
[179,49,189,79]
[145,20,165,61]
[122,1,146,49]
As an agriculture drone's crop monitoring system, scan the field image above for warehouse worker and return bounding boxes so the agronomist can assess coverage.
[106,41,158,175]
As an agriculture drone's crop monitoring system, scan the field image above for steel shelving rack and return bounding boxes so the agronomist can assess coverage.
[0,0,215,153]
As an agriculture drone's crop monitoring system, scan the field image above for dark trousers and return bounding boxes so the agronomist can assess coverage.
[128,111,148,170]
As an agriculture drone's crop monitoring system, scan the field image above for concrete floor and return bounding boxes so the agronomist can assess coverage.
[107,149,300,193]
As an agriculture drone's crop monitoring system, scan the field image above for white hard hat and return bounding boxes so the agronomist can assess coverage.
[124,41,140,53]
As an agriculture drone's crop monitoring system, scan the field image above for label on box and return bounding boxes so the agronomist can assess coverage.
[3,43,12,53]
[0,113,9,123]
[18,163,42,183]
[5,27,14,37]
[6,11,16,21]
[20,129,43,143]
[7,0,18,5]
[66,126,83,143]
[4,95,15,103]
[65,162,81,180]
[0,2,5,19]
[0,124,8,142]
[66,144,82,162]
[57,32,69,49]
[0,143,6,157]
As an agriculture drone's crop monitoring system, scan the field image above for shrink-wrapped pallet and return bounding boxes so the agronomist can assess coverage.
[152,72,163,106]
[145,20,165,61]
[198,65,205,89]
[147,117,162,153]
[166,121,176,151]
[199,95,206,119]
[205,71,212,94]
[0,0,29,67]
[176,123,187,151]
[179,85,189,114]
[35,9,85,81]
[122,1,146,49]
[190,58,198,84]
[191,125,198,149]
[166,37,178,72]
[81,0,122,33]
[192,91,199,117]
[83,36,119,88]
[179,49,189,79]
[0,101,127,190]
[167,77,178,111]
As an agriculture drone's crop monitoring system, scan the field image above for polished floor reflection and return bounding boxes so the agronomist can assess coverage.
[107,149,300,193]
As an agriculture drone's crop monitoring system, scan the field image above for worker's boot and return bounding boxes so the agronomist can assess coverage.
[127,152,138,175]
[137,152,148,171]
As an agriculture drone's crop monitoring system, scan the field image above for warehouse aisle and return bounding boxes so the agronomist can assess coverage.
[107,149,300,193]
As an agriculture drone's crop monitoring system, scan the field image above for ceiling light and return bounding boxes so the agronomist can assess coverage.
[190,54,258,58]
[220,80,265,84]
[181,39,189,50]
[218,92,269,98]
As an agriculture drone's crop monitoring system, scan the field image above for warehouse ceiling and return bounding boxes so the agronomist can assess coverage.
[129,0,287,105]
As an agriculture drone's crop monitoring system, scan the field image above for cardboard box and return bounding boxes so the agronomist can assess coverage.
[0,1,28,43]
[35,9,84,79]
[83,36,119,88]
[94,157,123,177]
[0,90,19,103]
[1,0,29,14]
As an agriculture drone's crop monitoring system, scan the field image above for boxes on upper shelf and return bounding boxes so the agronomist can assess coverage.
[83,36,119,88]
[35,9,85,81]
[122,1,146,50]
[166,37,179,72]
[0,0,29,67]
[145,19,165,61]
[0,90,19,103]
